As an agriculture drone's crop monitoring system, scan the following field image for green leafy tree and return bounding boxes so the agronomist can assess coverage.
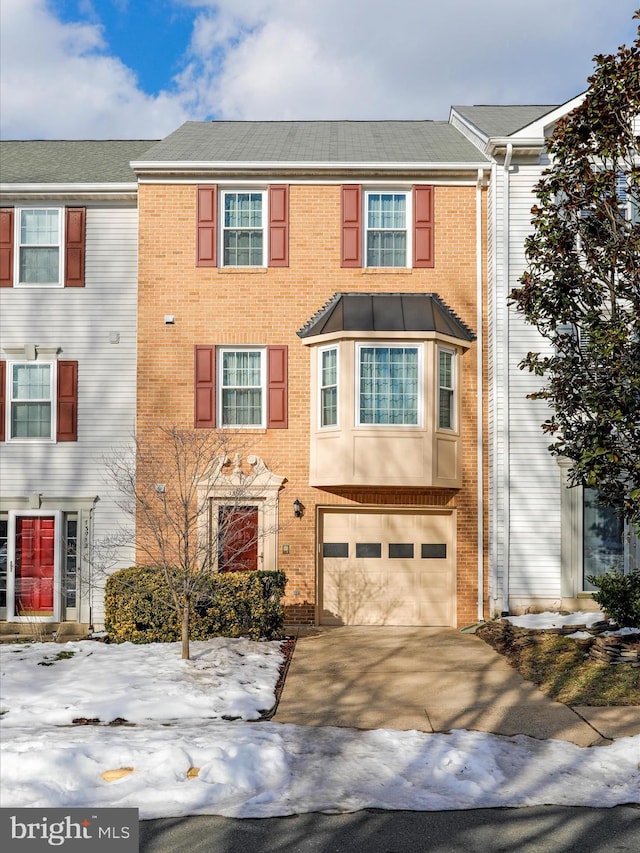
[510,13,640,529]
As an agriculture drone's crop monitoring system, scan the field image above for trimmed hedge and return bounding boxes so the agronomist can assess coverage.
[104,566,287,643]
[587,568,640,629]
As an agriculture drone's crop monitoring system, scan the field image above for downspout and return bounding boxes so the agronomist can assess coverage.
[476,168,485,621]
[501,143,513,616]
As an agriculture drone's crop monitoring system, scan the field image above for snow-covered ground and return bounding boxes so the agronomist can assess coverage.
[1,617,639,819]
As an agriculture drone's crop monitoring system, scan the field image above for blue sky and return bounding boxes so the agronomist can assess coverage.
[1,0,638,139]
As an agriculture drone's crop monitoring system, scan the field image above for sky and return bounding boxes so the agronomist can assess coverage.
[1,619,639,820]
[0,0,638,140]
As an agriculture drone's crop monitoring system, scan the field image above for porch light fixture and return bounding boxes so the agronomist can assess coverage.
[293,499,304,518]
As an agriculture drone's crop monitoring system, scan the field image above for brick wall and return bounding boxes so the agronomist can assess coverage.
[137,181,488,626]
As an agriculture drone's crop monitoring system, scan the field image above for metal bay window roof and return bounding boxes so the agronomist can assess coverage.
[297,292,475,341]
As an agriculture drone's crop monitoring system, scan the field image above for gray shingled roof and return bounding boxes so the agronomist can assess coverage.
[135,121,489,164]
[452,105,558,138]
[298,293,475,341]
[0,140,158,184]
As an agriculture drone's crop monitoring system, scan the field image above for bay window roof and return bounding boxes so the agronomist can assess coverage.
[297,292,475,342]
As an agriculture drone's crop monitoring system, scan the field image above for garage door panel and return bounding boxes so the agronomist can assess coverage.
[321,509,455,627]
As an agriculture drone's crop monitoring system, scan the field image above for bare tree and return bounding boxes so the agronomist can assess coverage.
[103,426,284,659]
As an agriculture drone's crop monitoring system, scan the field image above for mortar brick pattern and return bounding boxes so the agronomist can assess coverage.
[137,182,488,627]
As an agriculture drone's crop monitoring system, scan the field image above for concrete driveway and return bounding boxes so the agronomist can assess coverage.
[272,627,630,746]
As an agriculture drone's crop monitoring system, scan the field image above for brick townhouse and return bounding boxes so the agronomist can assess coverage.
[132,121,490,627]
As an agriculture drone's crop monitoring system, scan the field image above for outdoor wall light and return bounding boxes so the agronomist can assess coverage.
[293,498,304,518]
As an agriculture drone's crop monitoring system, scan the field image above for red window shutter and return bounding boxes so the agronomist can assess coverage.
[194,345,216,428]
[413,185,434,268]
[65,207,86,287]
[197,186,217,267]
[57,360,78,441]
[341,185,361,267]
[0,208,14,288]
[0,361,5,441]
[267,345,288,429]
[268,185,289,267]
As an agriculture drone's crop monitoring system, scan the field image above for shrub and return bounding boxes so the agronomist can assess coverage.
[105,566,287,643]
[587,569,640,628]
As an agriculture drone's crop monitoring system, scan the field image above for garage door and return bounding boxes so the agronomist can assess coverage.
[320,509,455,626]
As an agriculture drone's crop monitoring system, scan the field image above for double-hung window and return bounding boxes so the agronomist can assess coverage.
[358,344,420,426]
[222,191,265,266]
[365,192,408,267]
[219,348,265,427]
[319,346,338,428]
[438,348,455,430]
[17,208,62,285]
[9,362,54,440]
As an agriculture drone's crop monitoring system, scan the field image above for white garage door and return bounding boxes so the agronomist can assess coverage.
[320,509,455,626]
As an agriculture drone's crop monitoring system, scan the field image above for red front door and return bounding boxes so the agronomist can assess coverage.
[218,506,259,572]
[15,516,55,615]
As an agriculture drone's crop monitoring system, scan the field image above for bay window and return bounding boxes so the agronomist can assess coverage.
[319,346,338,427]
[438,348,455,430]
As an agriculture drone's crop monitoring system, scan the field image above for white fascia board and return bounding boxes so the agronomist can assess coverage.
[512,93,587,138]
[487,137,545,156]
[448,109,490,146]
[0,182,138,194]
[130,160,489,173]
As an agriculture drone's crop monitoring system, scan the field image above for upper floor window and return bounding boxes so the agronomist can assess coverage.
[1,358,78,443]
[365,192,408,267]
[358,344,420,426]
[18,208,62,285]
[9,362,54,439]
[222,191,266,267]
[438,348,455,430]
[319,346,338,428]
[219,348,266,427]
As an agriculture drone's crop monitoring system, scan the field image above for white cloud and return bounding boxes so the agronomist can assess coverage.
[0,0,189,139]
[0,0,637,138]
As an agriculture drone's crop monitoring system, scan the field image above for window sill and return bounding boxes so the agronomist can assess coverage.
[362,268,412,274]
[217,267,268,274]
[219,427,267,434]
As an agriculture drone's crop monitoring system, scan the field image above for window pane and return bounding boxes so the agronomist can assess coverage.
[359,347,418,425]
[320,348,338,427]
[65,518,78,608]
[221,350,263,426]
[223,230,263,266]
[583,488,625,590]
[438,351,454,429]
[224,193,262,227]
[19,247,60,283]
[366,193,406,267]
[12,364,51,399]
[355,543,382,558]
[21,209,58,244]
[0,518,7,608]
[11,403,52,437]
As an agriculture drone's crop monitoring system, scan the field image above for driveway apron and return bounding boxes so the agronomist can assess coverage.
[272,627,608,746]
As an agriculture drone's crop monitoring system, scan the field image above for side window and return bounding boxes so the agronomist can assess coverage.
[194,345,288,430]
[358,344,420,426]
[18,208,62,285]
[365,192,408,268]
[438,348,455,430]
[9,362,54,439]
[2,360,78,443]
[219,348,266,426]
[319,346,338,427]
[196,186,289,269]
[221,191,265,267]
[340,185,434,269]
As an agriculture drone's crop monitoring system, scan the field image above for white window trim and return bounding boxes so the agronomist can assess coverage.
[219,189,267,268]
[14,205,64,288]
[363,189,412,269]
[217,346,267,428]
[6,509,62,622]
[355,342,423,428]
[6,359,56,443]
[437,346,456,432]
[318,344,339,430]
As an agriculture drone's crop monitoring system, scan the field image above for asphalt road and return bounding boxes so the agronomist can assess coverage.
[140,805,640,852]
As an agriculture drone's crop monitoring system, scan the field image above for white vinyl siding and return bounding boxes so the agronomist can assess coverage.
[0,204,138,626]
